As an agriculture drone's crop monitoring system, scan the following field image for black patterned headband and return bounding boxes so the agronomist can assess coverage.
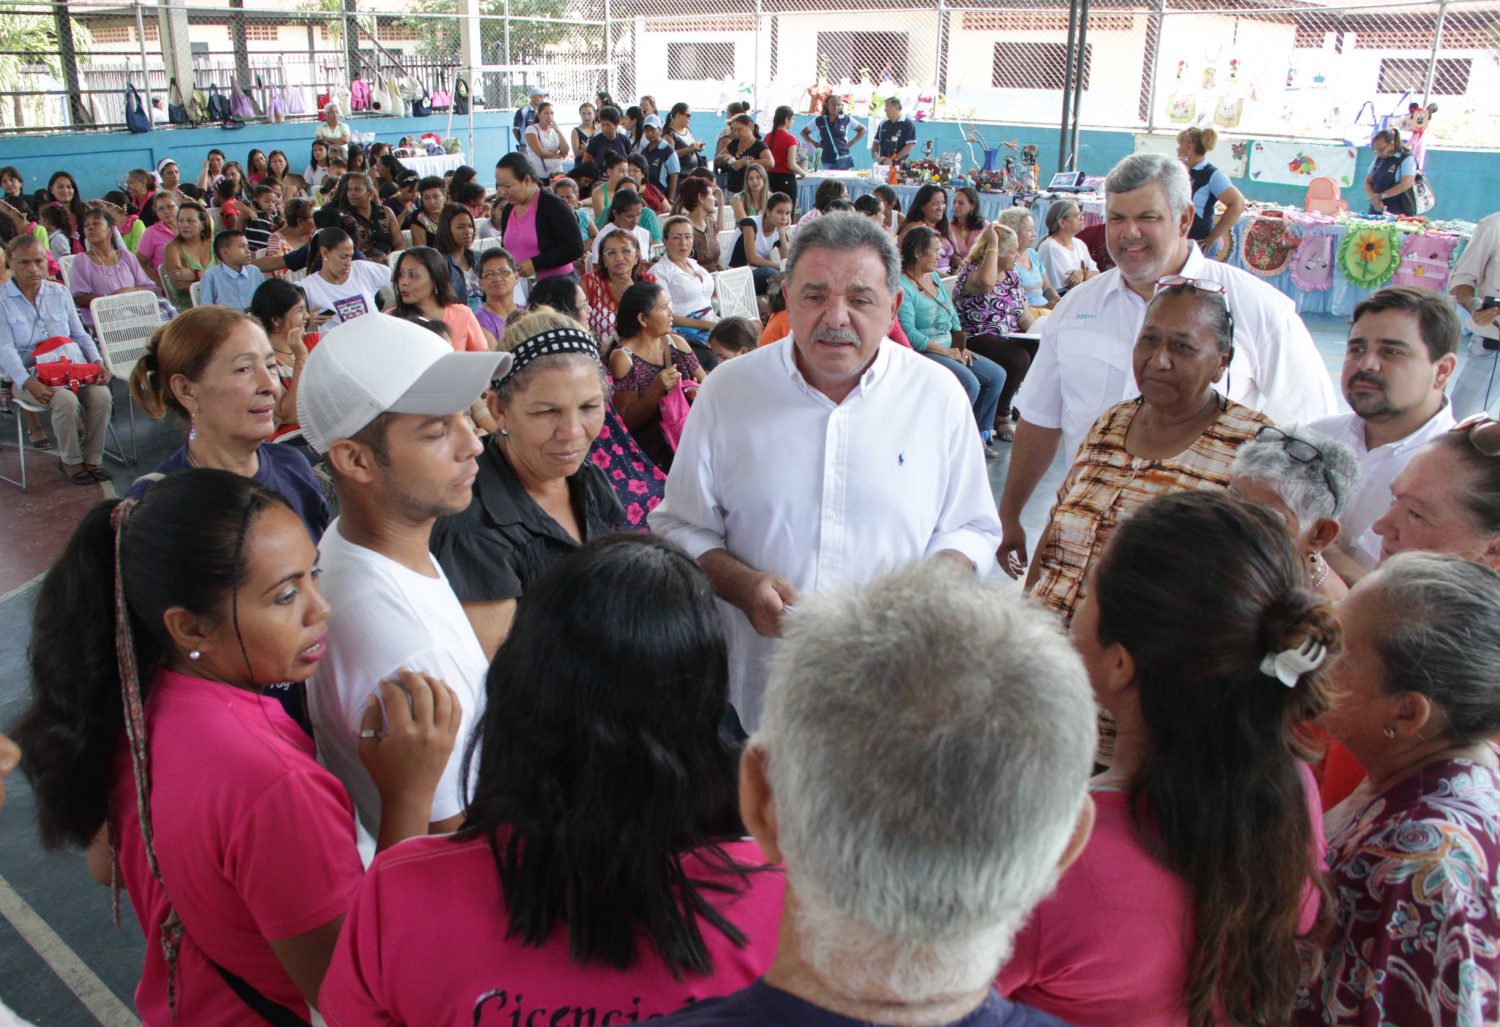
[492,328,600,389]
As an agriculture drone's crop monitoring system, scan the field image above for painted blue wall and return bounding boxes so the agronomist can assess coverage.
[5,110,1495,223]
[1,110,520,198]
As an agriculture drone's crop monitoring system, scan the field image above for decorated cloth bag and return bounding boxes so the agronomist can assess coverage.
[1338,224,1403,290]
[1290,233,1336,292]
[1214,96,1244,129]
[1238,212,1298,277]
[1392,232,1460,293]
[1168,95,1196,125]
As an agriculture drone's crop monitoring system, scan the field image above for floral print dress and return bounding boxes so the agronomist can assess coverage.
[1294,751,1500,1027]
[589,406,667,532]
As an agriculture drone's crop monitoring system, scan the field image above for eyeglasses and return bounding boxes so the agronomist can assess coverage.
[1154,275,1235,349]
[481,268,517,281]
[1451,413,1500,457]
[1154,275,1225,295]
[1255,426,1338,499]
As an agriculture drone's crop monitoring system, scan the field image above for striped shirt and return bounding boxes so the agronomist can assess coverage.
[1032,394,1273,625]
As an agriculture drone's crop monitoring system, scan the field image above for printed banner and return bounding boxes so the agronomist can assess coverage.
[1133,133,1248,179]
[1249,140,1359,189]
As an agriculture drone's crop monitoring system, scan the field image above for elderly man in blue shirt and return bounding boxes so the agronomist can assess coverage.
[0,236,114,483]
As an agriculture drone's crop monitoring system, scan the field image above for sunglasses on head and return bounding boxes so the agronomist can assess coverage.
[1255,426,1337,500]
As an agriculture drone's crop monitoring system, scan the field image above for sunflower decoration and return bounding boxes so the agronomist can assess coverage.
[1338,224,1402,289]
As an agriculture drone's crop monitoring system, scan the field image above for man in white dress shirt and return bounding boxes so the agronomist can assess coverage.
[1309,285,1458,577]
[650,213,1002,729]
[998,153,1337,576]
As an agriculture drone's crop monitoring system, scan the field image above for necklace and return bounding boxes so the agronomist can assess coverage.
[1309,553,1329,587]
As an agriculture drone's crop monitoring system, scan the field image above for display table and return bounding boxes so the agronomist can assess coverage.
[400,152,466,177]
[1224,209,1475,318]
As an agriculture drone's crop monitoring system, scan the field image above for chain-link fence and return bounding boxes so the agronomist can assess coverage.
[0,0,1494,149]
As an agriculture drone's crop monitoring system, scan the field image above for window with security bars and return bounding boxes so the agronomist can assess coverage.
[816,32,909,86]
[667,42,735,80]
[1377,56,1471,95]
[993,42,1090,90]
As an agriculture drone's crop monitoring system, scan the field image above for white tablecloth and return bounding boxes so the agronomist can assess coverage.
[400,152,466,177]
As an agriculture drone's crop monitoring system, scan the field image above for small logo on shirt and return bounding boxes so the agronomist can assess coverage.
[898,452,905,466]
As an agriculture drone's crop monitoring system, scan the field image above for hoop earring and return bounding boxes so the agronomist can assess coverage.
[188,650,201,661]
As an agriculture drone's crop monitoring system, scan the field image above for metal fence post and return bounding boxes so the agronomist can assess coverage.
[1057,0,1079,171]
[52,0,90,126]
[1422,0,1449,106]
[753,0,762,114]
[934,0,947,98]
[1141,0,1166,132]
[603,0,613,100]
[343,0,359,86]
[134,0,155,114]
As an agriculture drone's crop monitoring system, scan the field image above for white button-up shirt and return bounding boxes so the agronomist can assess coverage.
[1017,243,1338,463]
[1309,402,1456,569]
[650,336,1002,729]
[1451,211,1500,353]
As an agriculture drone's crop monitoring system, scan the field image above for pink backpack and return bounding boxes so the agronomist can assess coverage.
[350,77,371,112]
[1392,232,1459,293]
[1291,234,1335,293]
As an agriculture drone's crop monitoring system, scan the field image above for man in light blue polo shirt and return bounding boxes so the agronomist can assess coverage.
[0,236,113,482]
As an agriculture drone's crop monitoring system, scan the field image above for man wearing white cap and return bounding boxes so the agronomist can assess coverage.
[299,315,509,859]
[639,114,682,202]
[513,84,548,148]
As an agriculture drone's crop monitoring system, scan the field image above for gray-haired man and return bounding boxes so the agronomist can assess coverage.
[652,560,1096,1027]
[650,213,1002,729]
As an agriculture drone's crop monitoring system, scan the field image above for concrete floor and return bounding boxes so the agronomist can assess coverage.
[0,313,1364,1025]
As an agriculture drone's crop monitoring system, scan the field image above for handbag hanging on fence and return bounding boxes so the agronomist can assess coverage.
[125,83,151,133]
[230,83,256,121]
[206,84,231,122]
[452,76,470,116]
[167,78,190,125]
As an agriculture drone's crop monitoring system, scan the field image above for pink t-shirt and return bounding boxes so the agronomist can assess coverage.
[135,221,176,272]
[112,670,363,1026]
[505,198,573,281]
[999,765,1325,1027]
[320,835,785,1025]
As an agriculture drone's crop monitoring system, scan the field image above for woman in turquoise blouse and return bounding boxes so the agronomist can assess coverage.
[898,226,1006,457]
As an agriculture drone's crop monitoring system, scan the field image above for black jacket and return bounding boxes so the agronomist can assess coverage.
[499,188,584,274]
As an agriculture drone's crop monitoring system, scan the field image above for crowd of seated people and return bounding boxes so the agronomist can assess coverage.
[3,102,1500,1027]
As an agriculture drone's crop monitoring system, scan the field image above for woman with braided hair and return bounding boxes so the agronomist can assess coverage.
[14,469,460,1025]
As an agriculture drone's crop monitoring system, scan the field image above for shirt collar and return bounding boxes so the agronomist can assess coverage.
[474,442,600,545]
[1191,159,1209,171]
[780,334,893,401]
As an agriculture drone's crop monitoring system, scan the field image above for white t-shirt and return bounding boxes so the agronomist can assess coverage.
[308,518,490,861]
[523,123,567,179]
[590,223,653,266]
[1038,236,1098,293]
[650,256,717,316]
[299,260,392,326]
[315,120,352,148]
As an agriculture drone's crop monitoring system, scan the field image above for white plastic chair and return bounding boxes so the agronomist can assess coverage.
[401,229,413,248]
[188,281,202,307]
[718,205,734,230]
[716,228,740,259]
[58,254,77,290]
[387,250,405,272]
[939,274,959,298]
[713,267,757,320]
[90,289,164,465]
[474,237,502,256]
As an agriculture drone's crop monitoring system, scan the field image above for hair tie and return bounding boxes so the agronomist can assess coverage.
[1258,637,1326,688]
[493,328,600,390]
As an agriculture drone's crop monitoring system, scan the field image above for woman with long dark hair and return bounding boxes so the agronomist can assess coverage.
[265,149,290,183]
[330,171,403,261]
[434,201,480,303]
[1002,490,1334,1027]
[897,184,956,274]
[609,280,705,471]
[14,469,460,1024]
[764,105,807,202]
[392,246,489,351]
[46,170,89,254]
[320,534,781,1022]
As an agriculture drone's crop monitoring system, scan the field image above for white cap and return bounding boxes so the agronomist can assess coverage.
[297,316,511,454]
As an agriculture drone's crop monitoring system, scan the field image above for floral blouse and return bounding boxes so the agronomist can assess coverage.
[952,265,1028,338]
[582,268,657,350]
[590,406,667,532]
[1294,752,1500,1027]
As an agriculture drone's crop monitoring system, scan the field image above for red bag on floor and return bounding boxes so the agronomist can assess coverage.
[32,336,101,392]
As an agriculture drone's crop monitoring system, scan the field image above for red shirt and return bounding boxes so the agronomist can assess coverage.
[766,129,799,175]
